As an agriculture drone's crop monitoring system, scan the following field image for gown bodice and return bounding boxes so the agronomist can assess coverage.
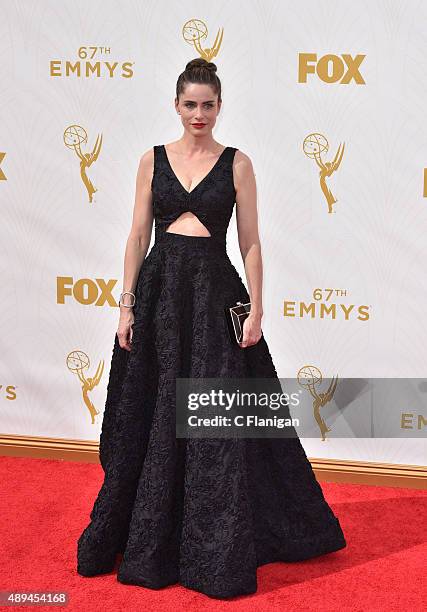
[151,144,238,245]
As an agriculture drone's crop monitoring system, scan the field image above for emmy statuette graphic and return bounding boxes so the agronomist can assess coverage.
[297,365,339,441]
[303,133,345,214]
[64,125,103,203]
[182,19,223,61]
[66,350,105,424]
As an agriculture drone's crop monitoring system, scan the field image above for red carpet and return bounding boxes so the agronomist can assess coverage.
[0,455,425,611]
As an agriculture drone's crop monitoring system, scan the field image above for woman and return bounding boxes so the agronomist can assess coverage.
[77,57,346,599]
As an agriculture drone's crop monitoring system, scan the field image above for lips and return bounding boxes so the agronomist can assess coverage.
[192,123,206,126]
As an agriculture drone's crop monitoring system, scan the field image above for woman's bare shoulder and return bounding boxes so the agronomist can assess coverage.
[137,146,156,175]
[232,149,255,178]
[139,146,156,164]
[133,147,156,190]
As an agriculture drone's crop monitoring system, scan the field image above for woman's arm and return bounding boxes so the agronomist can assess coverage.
[233,150,264,348]
[117,148,154,351]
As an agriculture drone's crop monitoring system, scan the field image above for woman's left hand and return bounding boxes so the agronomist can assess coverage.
[239,313,262,348]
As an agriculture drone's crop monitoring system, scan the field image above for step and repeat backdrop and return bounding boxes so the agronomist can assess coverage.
[1,1,426,465]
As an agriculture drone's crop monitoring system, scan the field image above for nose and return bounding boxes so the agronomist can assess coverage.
[195,108,206,121]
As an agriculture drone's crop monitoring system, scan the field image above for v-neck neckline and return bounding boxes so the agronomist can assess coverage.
[162,144,229,195]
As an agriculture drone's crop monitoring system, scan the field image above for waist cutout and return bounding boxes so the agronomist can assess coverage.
[154,227,227,253]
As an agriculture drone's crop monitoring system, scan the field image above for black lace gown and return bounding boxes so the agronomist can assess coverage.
[77,145,346,599]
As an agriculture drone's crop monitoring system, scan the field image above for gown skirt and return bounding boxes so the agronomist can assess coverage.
[77,229,347,599]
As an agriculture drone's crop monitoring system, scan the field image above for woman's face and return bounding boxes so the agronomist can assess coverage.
[175,83,221,136]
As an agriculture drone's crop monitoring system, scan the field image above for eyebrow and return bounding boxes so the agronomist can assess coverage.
[182,99,216,103]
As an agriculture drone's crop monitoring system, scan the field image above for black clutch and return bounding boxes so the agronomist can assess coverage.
[224,300,251,344]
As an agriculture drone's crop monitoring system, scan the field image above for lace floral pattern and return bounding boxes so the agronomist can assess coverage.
[76,145,346,599]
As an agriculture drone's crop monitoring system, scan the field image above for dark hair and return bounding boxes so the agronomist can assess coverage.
[176,58,222,103]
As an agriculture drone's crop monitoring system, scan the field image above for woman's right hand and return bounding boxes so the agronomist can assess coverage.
[117,310,135,351]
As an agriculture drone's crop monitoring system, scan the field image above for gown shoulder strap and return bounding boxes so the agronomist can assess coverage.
[226,146,238,162]
[224,147,238,177]
[151,145,162,190]
[152,145,165,186]
[153,144,161,166]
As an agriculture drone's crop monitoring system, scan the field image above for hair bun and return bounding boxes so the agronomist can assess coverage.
[185,58,217,73]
